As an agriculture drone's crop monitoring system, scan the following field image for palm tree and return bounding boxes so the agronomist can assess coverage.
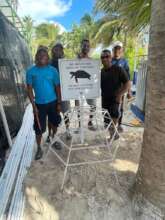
[133,0,165,218]
[61,14,96,57]
[93,0,125,46]
[95,0,165,217]
[92,14,124,46]
[93,0,151,45]
[22,16,34,49]
[80,13,97,47]
[120,0,151,32]
[80,13,94,26]
[34,23,60,50]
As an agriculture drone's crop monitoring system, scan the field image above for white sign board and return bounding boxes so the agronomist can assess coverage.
[59,59,101,101]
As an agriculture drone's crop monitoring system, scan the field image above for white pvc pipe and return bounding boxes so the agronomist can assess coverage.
[0,98,12,147]
[7,131,35,220]
[79,96,85,144]
[0,105,33,220]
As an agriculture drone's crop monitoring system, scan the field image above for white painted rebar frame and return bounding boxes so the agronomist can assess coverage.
[45,105,120,190]
[0,104,35,220]
[0,98,12,147]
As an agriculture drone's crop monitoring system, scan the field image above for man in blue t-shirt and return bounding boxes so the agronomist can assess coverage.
[26,48,61,160]
[112,44,131,132]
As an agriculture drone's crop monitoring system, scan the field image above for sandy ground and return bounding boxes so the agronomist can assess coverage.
[23,104,143,220]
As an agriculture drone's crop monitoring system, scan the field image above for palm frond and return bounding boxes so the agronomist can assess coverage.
[93,0,151,32]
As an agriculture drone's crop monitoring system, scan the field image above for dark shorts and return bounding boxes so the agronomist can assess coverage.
[34,100,61,135]
[102,99,121,122]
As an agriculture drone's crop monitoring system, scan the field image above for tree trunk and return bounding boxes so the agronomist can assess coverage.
[133,0,165,219]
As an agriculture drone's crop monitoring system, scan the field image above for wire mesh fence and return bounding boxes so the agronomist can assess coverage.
[0,11,32,163]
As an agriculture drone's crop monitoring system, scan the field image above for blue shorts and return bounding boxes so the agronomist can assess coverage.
[34,100,61,135]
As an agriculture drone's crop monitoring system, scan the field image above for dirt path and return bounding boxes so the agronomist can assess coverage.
[23,109,143,220]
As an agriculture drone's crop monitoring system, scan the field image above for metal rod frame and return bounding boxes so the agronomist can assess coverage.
[0,0,27,40]
[45,105,120,190]
[0,98,12,147]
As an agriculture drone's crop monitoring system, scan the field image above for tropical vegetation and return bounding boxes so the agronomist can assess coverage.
[22,0,151,78]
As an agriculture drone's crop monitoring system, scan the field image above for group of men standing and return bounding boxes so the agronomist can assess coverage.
[26,39,131,160]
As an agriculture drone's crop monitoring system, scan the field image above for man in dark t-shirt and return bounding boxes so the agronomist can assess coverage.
[101,49,131,137]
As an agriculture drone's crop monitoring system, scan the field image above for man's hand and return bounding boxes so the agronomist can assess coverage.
[127,92,132,99]
[56,103,61,113]
[32,104,42,131]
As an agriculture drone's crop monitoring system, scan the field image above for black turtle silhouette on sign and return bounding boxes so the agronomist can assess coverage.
[70,70,91,83]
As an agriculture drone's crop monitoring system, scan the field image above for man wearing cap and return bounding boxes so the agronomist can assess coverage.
[112,43,131,132]
[46,43,71,145]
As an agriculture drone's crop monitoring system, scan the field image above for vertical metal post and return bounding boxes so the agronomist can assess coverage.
[79,92,85,144]
[0,98,12,147]
[134,43,138,73]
